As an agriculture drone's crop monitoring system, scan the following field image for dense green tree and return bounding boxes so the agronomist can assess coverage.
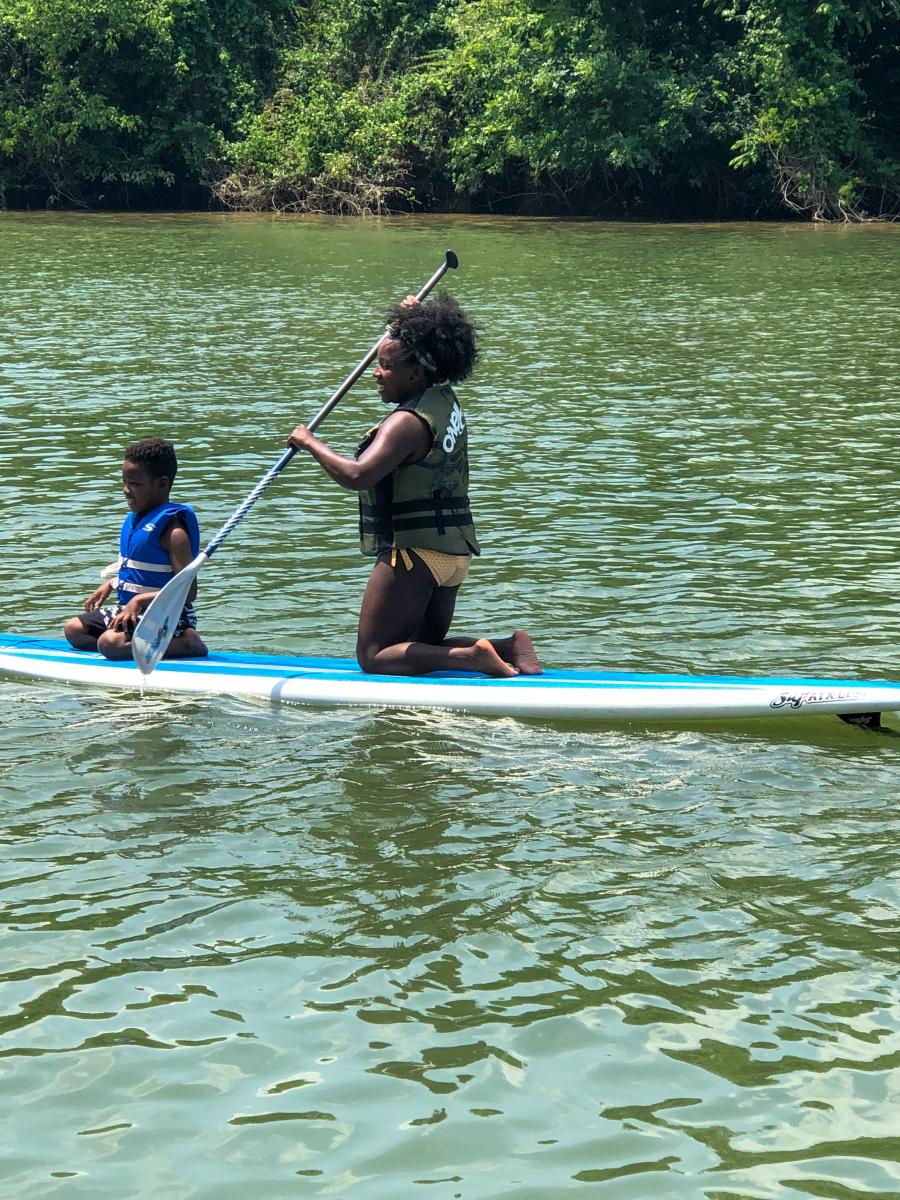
[714,0,900,218]
[216,0,748,215]
[0,0,297,206]
[215,0,450,212]
[219,0,899,218]
[417,0,739,212]
[1,0,897,217]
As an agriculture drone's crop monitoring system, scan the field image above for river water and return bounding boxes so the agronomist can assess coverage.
[1,214,899,1198]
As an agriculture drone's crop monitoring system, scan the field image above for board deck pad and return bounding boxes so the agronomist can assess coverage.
[2,633,900,722]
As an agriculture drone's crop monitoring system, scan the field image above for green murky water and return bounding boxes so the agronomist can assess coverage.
[1,213,899,1198]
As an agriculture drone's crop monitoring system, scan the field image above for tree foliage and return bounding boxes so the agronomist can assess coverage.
[1,0,897,218]
[0,0,297,205]
[714,0,900,218]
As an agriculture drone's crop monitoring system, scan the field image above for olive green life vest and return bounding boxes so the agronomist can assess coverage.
[358,384,480,557]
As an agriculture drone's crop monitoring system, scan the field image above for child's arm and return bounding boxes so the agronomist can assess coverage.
[83,555,122,610]
[160,518,198,604]
[84,580,113,610]
[109,593,156,635]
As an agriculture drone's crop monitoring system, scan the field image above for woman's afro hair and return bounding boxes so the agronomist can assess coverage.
[385,292,478,384]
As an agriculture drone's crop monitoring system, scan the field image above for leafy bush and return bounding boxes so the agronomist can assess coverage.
[0,0,296,206]
[715,0,900,219]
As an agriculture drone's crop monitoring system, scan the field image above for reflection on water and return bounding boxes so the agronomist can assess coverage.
[1,215,900,1198]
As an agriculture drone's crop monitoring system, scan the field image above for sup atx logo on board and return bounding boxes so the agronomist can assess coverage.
[770,690,855,710]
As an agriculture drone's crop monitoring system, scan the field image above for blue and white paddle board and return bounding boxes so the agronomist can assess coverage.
[1,633,899,722]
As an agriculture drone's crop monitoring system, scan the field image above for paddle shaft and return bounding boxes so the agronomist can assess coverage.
[202,250,459,562]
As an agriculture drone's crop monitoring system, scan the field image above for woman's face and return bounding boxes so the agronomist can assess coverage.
[373,338,425,406]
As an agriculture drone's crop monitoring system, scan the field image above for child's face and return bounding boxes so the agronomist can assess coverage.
[122,459,169,516]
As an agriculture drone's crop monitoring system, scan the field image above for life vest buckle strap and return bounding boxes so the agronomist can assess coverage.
[391,512,473,533]
[389,496,472,515]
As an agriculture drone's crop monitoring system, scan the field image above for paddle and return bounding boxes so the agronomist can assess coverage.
[132,249,460,675]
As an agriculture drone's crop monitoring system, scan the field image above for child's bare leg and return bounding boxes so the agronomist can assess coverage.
[96,629,134,660]
[94,627,207,661]
[164,630,208,659]
[64,616,99,651]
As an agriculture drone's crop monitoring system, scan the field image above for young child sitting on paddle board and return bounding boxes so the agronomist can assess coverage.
[63,438,208,661]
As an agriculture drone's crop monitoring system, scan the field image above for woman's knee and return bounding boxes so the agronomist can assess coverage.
[356,641,380,674]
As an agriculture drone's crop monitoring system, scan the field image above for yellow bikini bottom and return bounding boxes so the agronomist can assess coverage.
[389,547,471,588]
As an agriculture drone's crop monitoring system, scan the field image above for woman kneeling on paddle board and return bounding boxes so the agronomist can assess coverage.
[288,293,540,678]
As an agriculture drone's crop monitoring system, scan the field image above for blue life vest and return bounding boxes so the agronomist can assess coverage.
[115,502,200,606]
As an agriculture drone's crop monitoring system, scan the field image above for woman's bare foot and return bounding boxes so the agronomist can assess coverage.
[466,639,519,677]
[490,630,542,675]
[508,630,542,675]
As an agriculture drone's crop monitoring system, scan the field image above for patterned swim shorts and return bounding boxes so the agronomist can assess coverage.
[80,603,198,640]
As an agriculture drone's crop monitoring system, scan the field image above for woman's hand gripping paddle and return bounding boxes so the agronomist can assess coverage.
[132,250,459,676]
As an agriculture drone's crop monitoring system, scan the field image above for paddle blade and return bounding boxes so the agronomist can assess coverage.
[132,555,205,675]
